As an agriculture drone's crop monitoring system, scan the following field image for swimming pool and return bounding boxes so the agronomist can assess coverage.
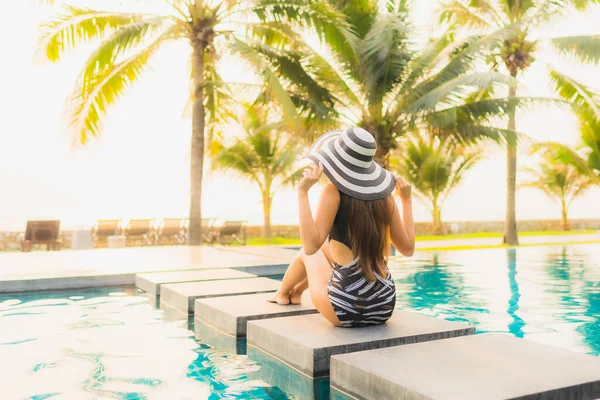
[391,243,600,356]
[1,243,599,399]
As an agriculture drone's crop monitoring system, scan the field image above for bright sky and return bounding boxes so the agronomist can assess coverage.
[0,0,599,229]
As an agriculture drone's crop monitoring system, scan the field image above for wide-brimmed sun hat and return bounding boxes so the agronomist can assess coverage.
[306,127,396,201]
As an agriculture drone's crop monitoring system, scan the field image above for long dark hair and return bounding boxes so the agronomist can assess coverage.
[348,196,393,281]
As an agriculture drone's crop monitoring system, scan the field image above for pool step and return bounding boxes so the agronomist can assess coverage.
[330,333,600,400]
[247,345,330,400]
[159,277,280,314]
[0,273,135,293]
[135,269,256,296]
[194,292,317,337]
[247,311,475,377]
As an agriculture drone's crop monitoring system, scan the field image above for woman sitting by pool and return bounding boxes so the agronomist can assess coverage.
[268,127,415,327]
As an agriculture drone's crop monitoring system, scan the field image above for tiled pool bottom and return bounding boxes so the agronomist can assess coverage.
[0,287,294,400]
[390,243,600,356]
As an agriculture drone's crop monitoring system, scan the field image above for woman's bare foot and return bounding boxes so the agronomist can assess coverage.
[266,292,290,305]
[289,290,303,305]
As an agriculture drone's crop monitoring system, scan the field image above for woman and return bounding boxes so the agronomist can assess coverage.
[268,127,415,327]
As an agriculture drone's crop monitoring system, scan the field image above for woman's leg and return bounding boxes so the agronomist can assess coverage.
[301,249,341,326]
[267,245,341,326]
[267,250,307,305]
[268,241,332,305]
[289,241,333,304]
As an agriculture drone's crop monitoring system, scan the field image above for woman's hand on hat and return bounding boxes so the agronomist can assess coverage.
[298,163,323,194]
[395,176,412,201]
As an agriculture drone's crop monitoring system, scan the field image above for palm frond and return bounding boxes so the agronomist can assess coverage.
[551,35,600,65]
[361,12,412,106]
[392,35,452,103]
[228,38,299,127]
[251,0,360,69]
[531,141,600,184]
[211,142,262,185]
[439,0,492,30]
[428,96,560,126]
[425,119,515,144]
[300,44,363,112]
[499,0,535,20]
[203,64,237,146]
[403,24,521,109]
[81,17,177,88]
[39,6,148,62]
[242,20,300,49]
[549,68,600,120]
[407,72,516,112]
[68,33,171,144]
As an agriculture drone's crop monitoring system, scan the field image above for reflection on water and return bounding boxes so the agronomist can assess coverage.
[391,243,600,356]
[0,287,293,399]
[506,249,525,338]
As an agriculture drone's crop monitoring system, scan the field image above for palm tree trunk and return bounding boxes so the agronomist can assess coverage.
[432,202,445,235]
[188,40,206,245]
[503,69,519,245]
[262,192,272,238]
[561,200,570,231]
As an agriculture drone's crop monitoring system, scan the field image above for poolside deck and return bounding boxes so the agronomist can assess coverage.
[330,333,600,400]
[0,245,296,293]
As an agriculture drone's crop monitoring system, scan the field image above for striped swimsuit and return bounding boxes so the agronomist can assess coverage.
[328,259,396,327]
[327,192,396,327]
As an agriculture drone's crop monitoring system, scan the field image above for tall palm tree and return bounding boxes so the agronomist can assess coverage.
[391,132,483,234]
[520,142,595,230]
[440,0,600,245]
[269,0,524,167]
[211,103,303,237]
[38,0,347,244]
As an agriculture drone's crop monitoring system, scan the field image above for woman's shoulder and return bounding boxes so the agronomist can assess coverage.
[322,183,340,198]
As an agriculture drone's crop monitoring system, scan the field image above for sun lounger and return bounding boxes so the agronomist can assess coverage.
[156,218,187,245]
[21,220,62,252]
[215,220,246,245]
[92,219,121,246]
[201,218,216,244]
[124,219,155,245]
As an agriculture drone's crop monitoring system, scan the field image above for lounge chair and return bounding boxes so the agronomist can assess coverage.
[21,220,62,252]
[215,220,246,245]
[201,218,216,244]
[124,219,155,246]
[156,218,187,245]
[92,219,121,246]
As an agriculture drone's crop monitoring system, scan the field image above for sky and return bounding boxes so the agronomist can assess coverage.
[0,0,599,230]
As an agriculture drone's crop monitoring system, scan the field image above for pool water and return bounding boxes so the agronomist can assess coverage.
[391,244,600,356]
[1,244,599,399]
[0,287,292,400]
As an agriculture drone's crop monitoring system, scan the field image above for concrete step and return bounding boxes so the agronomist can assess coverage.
[246,346,329,400]
[0,272,135,293]
[330,333,600,400]
[159,277,280,314]
[135,269,256,296]
[193,317,246,355]
[247,311,475,377]
[194,292,317,337]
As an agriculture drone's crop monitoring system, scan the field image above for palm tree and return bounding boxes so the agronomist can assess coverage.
[271,0,523,167]
[562,90,600,177]
[520,143,595,230]
[38,0,348,244]
[211,103,303,237]
[440,0,600,245]
[391,132,483,234]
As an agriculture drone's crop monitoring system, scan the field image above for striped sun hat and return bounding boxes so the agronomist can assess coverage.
[306,127,396,201]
